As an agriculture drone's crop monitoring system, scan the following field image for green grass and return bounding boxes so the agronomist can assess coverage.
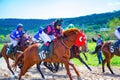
[0,43,120,67]
[0,43,4,51]
[71,42,120,67]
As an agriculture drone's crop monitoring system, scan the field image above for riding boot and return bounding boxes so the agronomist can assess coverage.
[44,42,50,54]
[12,46,17,54]
[6,44,13,55]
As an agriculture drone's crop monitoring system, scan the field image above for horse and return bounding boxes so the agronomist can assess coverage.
[42,44,91,73]
[102,40,120,74]
[0,34,30,78]
[13,28,86,80]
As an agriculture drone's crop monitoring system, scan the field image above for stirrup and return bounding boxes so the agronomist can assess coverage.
[44,51,49,54]
[6,48,10,55]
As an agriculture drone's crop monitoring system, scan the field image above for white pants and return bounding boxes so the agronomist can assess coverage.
[10,38,18,47]
[32,38,40,43]
[114,30,120,40]
[48,35,56,41]
[39,31,51,43]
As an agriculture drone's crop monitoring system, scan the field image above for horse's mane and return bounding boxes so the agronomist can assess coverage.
[63,28,80,37]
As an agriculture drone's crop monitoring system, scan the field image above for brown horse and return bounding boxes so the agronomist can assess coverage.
[41,44,91,74]
[102,40,120,74]
[13,28,86,80]
[0,34,30,78]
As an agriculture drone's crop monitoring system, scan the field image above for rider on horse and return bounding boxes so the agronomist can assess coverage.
[33,19,63,54]
[7,23,25,54]
[114,26,120,49]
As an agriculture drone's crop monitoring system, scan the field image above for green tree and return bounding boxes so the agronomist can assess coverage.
[0,35,5,43]
[107,17,120,40]
[108,17,120,31]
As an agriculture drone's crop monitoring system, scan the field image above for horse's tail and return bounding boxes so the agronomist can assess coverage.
[0,52,2,58]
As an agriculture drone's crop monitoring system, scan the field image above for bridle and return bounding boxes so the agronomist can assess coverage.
[61,32,78,49]
[61,39,71,49]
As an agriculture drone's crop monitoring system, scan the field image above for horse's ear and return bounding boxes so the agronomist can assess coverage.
[80,30,84,32]
[75,31,79,34]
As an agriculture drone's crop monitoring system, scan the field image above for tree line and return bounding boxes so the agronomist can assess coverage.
[0,10,120,43]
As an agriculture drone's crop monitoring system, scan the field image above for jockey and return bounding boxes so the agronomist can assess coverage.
[33,28,43,43]
[33,19,63,54]
[7,23,24,54]
[114,26,120,48]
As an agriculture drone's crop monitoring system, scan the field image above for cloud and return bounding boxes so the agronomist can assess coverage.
[108,2,120,6]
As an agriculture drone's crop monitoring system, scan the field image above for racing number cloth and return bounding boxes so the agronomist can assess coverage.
[75,32,86,47]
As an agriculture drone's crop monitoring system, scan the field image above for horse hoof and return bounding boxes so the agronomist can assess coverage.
[13,75,18,80]
[89,68,92,71]
[42,78,46,80]
[14,76,18,80]
[112,72,115,75]
[77,76,82,80]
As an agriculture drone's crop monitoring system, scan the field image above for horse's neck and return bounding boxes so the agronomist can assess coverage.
[62,37,75,48]
[17,39,27,51]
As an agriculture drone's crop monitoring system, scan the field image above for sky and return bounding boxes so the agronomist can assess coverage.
[0,0,120,19]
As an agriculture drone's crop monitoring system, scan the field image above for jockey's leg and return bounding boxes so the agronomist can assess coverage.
[7,38,18,54]
[40,31,52,54]
[11,40,18,53]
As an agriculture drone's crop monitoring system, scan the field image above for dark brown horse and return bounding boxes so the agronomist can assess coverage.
[13,28,86,80]
[0,34,30,78]
[102,40,120,74]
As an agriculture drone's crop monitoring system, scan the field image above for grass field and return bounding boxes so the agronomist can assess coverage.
[0,43,120,67]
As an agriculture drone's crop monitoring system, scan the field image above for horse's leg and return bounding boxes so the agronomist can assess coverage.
[68,62,81,80]
[4,57,17,78]
[77,55,92,71]
[107,55,114,74]
[36,62,45,79]
[64,62,73,80]
[43,62,55,72]
[82,53,88,60]
[52,63,59,72]
[18,62,31,80]
[102,58,106,73]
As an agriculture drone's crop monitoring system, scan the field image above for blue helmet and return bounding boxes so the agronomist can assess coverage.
[17,23,23,30]
[39,27,43,34]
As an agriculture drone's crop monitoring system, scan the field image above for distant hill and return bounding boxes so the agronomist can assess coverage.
[0,10,120,36]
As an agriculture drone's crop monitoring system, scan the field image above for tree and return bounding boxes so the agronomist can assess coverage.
[108,17,120,32]
[108,17,120,40]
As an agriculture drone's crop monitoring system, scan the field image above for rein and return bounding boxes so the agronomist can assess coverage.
[61,38,71,49]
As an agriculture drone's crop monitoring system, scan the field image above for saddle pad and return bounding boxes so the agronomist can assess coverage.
[109,41,120,53]
[38,42,53,60]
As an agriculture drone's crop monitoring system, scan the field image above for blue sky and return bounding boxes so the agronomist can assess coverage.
[0,0,120,19]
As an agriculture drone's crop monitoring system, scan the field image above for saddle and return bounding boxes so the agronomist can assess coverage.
[6,44,17,55]
[38,42,53,60]
[109,40,120,53]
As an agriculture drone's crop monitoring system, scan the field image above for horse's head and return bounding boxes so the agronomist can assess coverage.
[79,43,88,53]
[63,28,87,47]
[63,28,80,42]
[18,33,31,51]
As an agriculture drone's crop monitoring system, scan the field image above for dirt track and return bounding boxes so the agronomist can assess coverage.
[0,61,120,80]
